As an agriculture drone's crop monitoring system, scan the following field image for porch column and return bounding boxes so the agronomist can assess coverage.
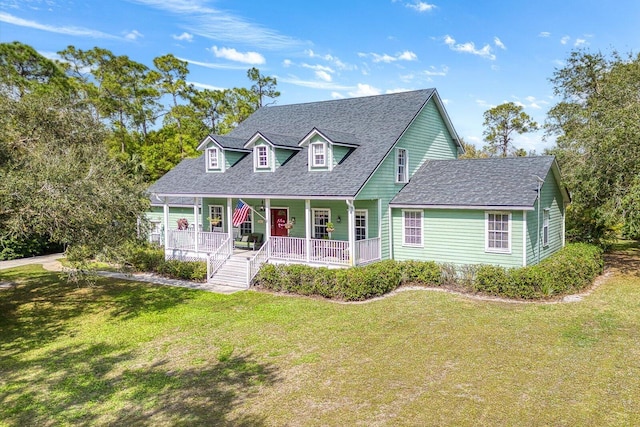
[305,199,311,263]
[227,198,233,240]
[163,197,169,248]
[265,199,271,240]
[193,197,199,253]
[378,199,383,259]
[347,200,355,266]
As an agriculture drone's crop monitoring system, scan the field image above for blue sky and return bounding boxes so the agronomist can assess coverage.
[2,0,639,152]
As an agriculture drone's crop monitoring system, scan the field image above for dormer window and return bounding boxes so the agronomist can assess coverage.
[256,145,269,168]
[207,148,220,169]
[311,143,326,167]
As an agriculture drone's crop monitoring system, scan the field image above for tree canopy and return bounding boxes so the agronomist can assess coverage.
[482,102,539,157]
[546,49,640,242]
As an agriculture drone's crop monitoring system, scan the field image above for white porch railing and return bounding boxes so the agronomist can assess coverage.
[167,229,227,252]
[248,238,271,285]
[270,236,307,262]
[355,237,381,265]
[310,239,350,266]
[206,236,233,281]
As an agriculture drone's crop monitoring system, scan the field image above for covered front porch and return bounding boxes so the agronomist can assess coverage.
[156,196,382,270]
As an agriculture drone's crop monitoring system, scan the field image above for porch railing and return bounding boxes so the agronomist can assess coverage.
[270,236,307,262]
[167,229,226,252]
[206,236,233,281]
[355,237,381,265]
[310,239,350,266]
[198,231,227,252]
[248,238,271,285]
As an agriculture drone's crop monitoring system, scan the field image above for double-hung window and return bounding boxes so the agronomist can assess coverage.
[355,210,367,241]
[256,146,269,168]
[396,148,408,183]
[486,212,511,253]
[209,205,224,232]
[311,143,326,167]
[207,148,219,169]
[312,209,330,239]
[403,210,422,246]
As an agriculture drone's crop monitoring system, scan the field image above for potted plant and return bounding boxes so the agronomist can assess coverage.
[208,216,221,226]
[326,221,335,233]
[284,221,294,230]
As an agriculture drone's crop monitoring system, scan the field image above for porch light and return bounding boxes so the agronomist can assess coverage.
[259,200,265,211]
[336,216,341,223]
[290,217,296,224]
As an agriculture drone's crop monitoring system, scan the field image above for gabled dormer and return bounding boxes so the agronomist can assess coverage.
[197,134,250,173]
[244,131,301,172]
[298,128,360,172]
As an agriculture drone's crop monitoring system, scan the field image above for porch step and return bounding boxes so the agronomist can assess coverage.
[209,257,249,288]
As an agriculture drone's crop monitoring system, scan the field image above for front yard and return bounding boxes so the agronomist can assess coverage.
[1,243,639,426]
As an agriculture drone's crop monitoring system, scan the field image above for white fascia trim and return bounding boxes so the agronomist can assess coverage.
[244,132,273,149]
[197,136,223,152]
[389,204,535,211]
[154,193,355,201]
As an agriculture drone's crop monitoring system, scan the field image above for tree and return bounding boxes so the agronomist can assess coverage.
[482,102,539,157]
[546,49,640,243]
[458,138,489,159]
[247,67,280,108]
[0,89,148,256]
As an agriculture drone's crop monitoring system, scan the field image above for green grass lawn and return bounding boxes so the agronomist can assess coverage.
[1,247,640,426]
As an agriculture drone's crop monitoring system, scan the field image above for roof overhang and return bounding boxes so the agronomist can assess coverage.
[389,203,535,211]
[298,127,360,148]
[150,192,354,201]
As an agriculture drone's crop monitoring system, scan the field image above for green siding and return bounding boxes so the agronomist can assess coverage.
[356,97,459,259]
[332,145,351,166]
[392,209,525,268]
[225,151,246,169]
[275,148,296,168]
[146,206,197,230]
[526,170,565,265]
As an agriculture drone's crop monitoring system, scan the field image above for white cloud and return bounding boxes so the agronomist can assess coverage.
[424,65,448,76]
[0,11,120,39]
[560,35,570,45]
[331,92,345,99]
[130,0,306,50]
[178,57,248,70]
[406,1,436,12]
[282,59,292,67]
[210,46,265,64]
[305,49,353,70]
[188,81,226,91]
[443,35,495,60]
[574,38,587,47]
[302,63,334,73]
[399,73,415,83]
[475,99,493,108]
[361,50,418,63]
[125,29,143,40]
[348,83,381,97]
[279,76,352,90]
[538,31,551,38]
[494,37,506,50]
[315,70,332,82]
[173,32,193,42]
[385,88,412,94]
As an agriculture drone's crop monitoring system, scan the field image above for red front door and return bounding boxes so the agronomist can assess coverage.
[271,209,289,237]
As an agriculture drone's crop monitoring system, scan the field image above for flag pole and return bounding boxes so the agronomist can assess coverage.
[238,198,267,221]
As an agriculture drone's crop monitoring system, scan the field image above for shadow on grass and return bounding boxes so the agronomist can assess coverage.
[605,240,640,277]
[0,267,195,354]
[1,342,277,426]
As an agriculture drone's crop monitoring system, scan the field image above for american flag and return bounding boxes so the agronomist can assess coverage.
[232,200,251,227]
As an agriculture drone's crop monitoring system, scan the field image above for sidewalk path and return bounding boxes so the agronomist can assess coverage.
[0,253,244,294]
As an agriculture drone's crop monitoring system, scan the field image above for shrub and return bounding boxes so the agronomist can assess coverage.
[335,260,402,301]
[400,260,442,286]
[158,259,206,281]
[123,243,165,272]
[254,263,281,291]
[474,265,510,295]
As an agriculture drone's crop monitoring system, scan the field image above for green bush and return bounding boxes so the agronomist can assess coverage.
[400,260,442,286]
[254,263,281,291]
[157,259,206,281]
[474,265,510,295]
[123,243,165,272]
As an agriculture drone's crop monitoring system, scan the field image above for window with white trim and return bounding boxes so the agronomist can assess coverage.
[543,209,550,247]
[207,147,220,169]
[311,142,326,167]
[355,210,368,241]
[209,205,224,232]
[396,148,408,183]
[312,208,330,239]
[402,210,422,246]
[256,145,269,168]
[237,210,253,236]
[486,212,511,253]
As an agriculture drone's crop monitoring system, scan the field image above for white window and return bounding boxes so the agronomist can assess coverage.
[209,205,224,232]
[237,210,253,236]
[543,209,550,247]
[355,210,368,241]
[396,148,408,183]
[207,148,219,169]
[486,212,511,253]
[312,208,330,239]
[256,145,269,168]
[402,210,422,246]
[311,143,326,167]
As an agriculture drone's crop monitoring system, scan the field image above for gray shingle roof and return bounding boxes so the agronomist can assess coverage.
[209,135,249,151]
[149,89,439,198]
[391,156,558,208]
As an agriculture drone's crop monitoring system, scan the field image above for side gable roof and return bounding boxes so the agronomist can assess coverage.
[149,89,460,198]
[196,134,249,152]
[390,156,567,210]
[244,131,302,149]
